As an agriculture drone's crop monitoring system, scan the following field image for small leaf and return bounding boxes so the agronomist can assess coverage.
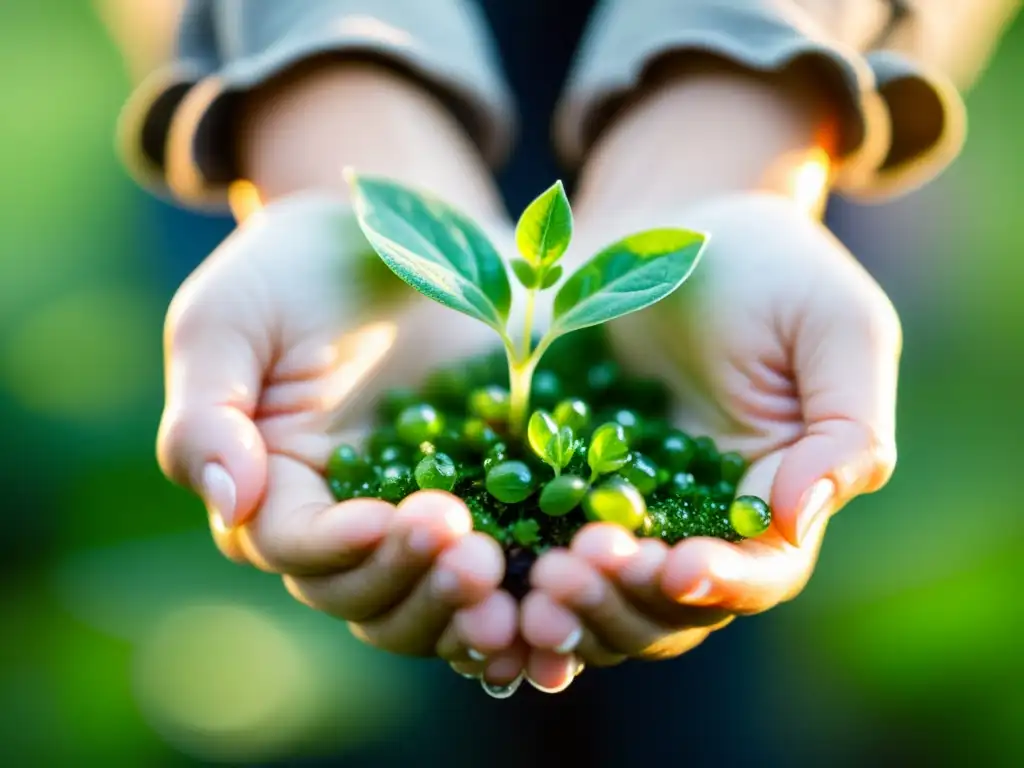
[511,518,541,547]
[583,478,647,532]
[527,410,559,463]
[515,180,573,267]
[347,171,512,332]
[545,425,577,470]
[587,423,631,476]
[539,475,589,517]
[540,264,564,290]
[485,461,535,504]
[550,228,707,338]
[511,258,539,288]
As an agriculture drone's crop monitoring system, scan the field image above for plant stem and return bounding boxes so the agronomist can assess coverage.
[507,353,537,438]
[520,287,536,360]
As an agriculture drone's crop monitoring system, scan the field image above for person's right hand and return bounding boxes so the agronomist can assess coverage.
[157,192,522,681]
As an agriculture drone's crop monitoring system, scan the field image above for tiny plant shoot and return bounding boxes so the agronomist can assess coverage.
[344,170,707,436]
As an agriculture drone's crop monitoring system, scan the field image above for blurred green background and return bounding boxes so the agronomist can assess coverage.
[0,1,1021,765]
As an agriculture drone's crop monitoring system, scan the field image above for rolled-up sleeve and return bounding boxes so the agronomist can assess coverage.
[118,0,514,210]
[556,0,1020,202]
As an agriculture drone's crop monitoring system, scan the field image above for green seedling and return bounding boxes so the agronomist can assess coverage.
[345,170,706,436]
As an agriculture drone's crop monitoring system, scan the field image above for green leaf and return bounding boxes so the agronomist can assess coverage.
[549,228,707,338]
[540,264,564,290]
[545,425,577,470]
[527,410,559,462]
[511,258,539,288]
[515,180,573,267]
[539,475,589,517]
[347,171,512,332]
[511,518,541,547]
[587,423,631,476]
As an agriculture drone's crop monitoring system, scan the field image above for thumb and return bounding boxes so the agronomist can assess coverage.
[769,285,902,548]
[157,287,269,533]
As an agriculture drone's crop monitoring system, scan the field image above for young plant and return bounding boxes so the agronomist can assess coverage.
[344,169,708,437]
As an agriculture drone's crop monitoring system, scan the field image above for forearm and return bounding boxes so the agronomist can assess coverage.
[572,60,838,242]
[237,61,507,225]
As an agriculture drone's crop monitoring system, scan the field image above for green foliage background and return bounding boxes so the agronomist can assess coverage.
[0,1,1021,764]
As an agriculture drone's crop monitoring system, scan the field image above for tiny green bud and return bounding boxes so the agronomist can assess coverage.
[376,445,407,465]
[587,423,631,476]
[468,386,510,423]
[546,425,577,471]
[511,518,541,547]
[670,472,698,494]
[539,475,589,517]
[657,431,697,472]
[376,387,419,422]
[528,410,559,461]
[553,398,591,432]
[610,409,642,444]
[583,478,647,532]
[485,461,536,503]
[619,452,659,495]
[379,464,414,503]
[531,370,563,410]
[586,361,620,399]
[713,480,736,499]
[414,452,457,492]
[395,404,445,445]
[719,451,747,485]
[462,418,500,451]
[328,478,354,502]
[326,444,371,485]
[729,495,772,538]
[483,442,508,472]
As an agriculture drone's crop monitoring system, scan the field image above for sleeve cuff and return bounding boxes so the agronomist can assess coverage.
[834,50,967,201]
[555,0,965,203]
[121,2,515,211]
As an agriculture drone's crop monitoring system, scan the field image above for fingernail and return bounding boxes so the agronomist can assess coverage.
[527,656,578,694]
[680,577,715,605]
[554,626,582,654]
[407,527,445,556]
[481,673,523,699]
[619,545,666,589]
[431,568,461,599]
[575,660,586,677]
[449,662,480,680]
[468,648,487,662]
[796,479,836,546]
[202,463,237,529]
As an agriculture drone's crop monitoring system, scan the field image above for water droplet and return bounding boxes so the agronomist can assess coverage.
[481,675,523,699]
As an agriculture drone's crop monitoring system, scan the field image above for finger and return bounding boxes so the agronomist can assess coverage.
[436,590,519,662]
[449,660,484,679]
[240,454,393,575]
[481,640,528,696]
[352,533,505,656]
[571,524,732,629]
[158,278,270,530]
[529,550,668,657]
[525,650,580,694]
[660,515,830,615]
[283,491,472,619]
[775,286,901,546]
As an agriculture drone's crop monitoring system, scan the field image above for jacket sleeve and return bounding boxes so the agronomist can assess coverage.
[556,0,1022,201]
[117,0,514,211]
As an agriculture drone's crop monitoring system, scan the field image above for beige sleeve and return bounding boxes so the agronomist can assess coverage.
[117,0,515,211]
[557,0,1021,202]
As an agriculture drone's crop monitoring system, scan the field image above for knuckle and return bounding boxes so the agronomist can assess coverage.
[155,408,190,484]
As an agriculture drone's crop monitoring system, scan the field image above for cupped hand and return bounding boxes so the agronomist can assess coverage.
[521,192,901,682]
[157,192,520,675]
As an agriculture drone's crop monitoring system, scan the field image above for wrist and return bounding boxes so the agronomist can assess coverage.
[572,58,840,235]
[235,60,506,225]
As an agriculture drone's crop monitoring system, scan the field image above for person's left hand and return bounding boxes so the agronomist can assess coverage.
[516,192,901,690]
